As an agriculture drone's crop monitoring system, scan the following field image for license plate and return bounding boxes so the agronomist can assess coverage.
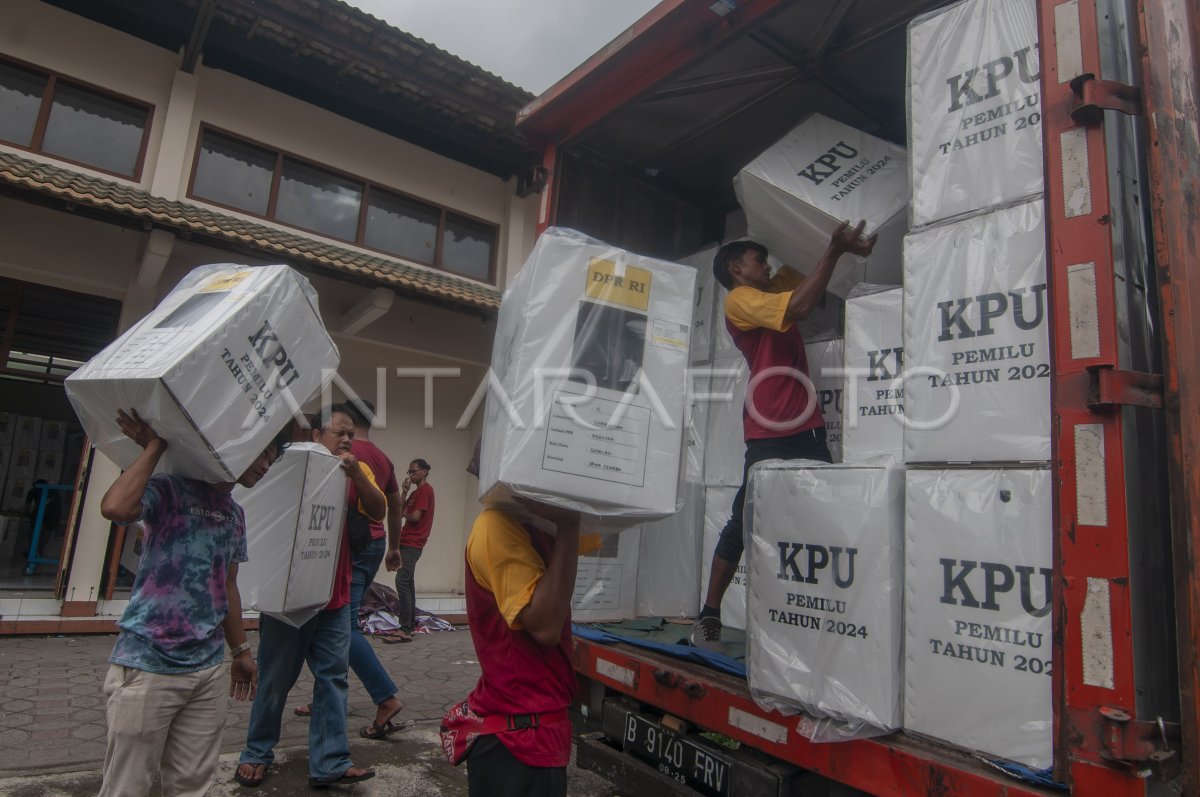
[623,712,731,797]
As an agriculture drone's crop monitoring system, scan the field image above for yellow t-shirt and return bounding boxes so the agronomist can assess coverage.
[465,509,602,630]
[355,461,384,521]
[725,266,804,332]
[467,509,544,630]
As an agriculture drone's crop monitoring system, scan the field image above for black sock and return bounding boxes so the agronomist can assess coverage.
[699,606,721,621]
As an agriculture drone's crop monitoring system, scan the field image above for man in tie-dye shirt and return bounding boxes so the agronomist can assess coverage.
[97,409,290,797]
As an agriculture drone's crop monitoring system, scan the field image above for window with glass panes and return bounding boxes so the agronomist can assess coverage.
[189,126,498,283]
[0,57,151,179]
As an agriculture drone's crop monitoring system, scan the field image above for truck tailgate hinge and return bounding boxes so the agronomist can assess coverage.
[1069,74,1143,125]
[1086,366,1164,411]
[1099,707,1180,779]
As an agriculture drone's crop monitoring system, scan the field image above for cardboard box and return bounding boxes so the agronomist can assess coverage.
[806,337,845,463]
[8,448,36,482]
[699,486,745,630]
[573,527,642,622]
[0,413,15,446]
[34,449,65,484]
[2,478,30,514]
[0,447,10,488]
[635,481,705,619]
[904,468,1052,768]
[65,264,339,482]
[13,416,41,449]
[745,463,904,730]
[841,288,905,463]
[680,244,721,366]
[38,421,68,454]
[479,228,695,524]
[903,201,1050,462]
[702,355,748,487]
[234,442,347,628]
[908,0,1043,227]
[734,113,909,298]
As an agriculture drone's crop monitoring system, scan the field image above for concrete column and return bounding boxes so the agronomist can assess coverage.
[148,69,199,201]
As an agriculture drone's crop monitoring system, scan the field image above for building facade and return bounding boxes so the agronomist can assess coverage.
[0,0,543,630]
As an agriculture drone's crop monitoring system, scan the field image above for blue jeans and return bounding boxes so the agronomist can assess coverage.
[394,546,423,632]
[349,537,397,704]
[240,607,352,781]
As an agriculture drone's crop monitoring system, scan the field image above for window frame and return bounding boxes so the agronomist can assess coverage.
[187,123,499,284]
[0,54,154,182]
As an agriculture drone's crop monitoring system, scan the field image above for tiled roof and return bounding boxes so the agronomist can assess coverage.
[0,151,501,313]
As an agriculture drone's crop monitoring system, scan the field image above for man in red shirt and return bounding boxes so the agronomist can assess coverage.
[442,447,580,797]
[236,406,384,788]
[387,458,434,640]
[692,221,875,654]
[294,400,406,736]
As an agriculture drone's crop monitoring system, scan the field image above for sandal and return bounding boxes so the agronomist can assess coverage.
[234,763,267,788]
[293,703,312,717]
[309,767,376,788]
[360,718,410,739]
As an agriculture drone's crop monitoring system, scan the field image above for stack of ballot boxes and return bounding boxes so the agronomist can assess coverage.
[901,0,1052,769]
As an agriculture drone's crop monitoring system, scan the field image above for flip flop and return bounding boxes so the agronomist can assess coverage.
[381,630,412,644]
[309,768,376,788]
[293,704,312,717]
[234,763,267,788]
[360,718,410,739]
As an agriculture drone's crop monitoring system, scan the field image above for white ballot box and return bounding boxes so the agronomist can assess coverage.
[745,462,904,731]
[904,467,1053,768]
[841,287,905,464]
[479,228,695,525]
[908,0,1043,227]
[903,201,1049,462]
[66,264,339,482]
[235,442,347,628]
[735,113,909,298]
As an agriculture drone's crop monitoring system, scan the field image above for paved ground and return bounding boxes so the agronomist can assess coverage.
[0,629,623,796]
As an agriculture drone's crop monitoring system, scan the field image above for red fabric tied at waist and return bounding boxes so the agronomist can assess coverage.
[439,699,569,766]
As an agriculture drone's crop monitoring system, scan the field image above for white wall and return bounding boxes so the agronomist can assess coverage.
[0,0,177,189]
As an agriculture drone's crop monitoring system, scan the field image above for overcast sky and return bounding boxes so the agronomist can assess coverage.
[347,0,662,94]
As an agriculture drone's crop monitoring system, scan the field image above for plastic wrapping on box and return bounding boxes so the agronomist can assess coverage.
[34,450,64,483]
[0,413,14,446]
[635,395,708,617]
[234,442,347,628]
[66,264,339,482]
[479,228,695,525]
[735,113,909,298]
[680,244,721,365]
[744,461,904,733]
[702,355,748,487]
[908,0,1043,227]
[699,486,745,630]
[634,482,704,618]
[904,468,1052,768]
[841,286,905,464]
[39,421,67,454]
[903,201,1049,462]
[805,337,845,463]
[572,527,642,622]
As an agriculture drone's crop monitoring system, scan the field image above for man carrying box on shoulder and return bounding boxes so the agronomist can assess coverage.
[98,409,290,797]
[692,222,876,654]
[441,445,599,797]
[237,404,385,789]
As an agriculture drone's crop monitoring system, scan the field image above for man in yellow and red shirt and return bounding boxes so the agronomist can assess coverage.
[692,221,876,653]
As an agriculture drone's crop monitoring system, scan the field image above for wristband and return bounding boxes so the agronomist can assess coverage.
[229,641,252,659]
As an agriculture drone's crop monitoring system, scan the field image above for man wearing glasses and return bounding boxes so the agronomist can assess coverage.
[386,458,434,641]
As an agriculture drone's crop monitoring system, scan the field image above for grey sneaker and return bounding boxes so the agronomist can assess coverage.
[690,616,725,653]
